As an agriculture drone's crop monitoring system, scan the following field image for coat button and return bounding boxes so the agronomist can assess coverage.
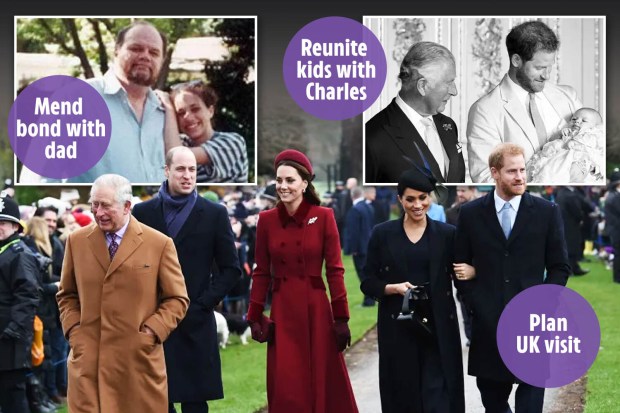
[504,251,509,257]
[281,259,286,264]
[297,241,301,246]
[298,258,302,263]
[449,314,455,320]
[281,242,286,247]
[505,279,510,283]
[446,291,451,296]
[385,266,390,271]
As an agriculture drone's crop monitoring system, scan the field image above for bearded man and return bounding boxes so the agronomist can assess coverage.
[454,143,570,412]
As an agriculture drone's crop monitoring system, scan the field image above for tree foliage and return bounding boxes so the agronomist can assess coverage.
[203,18,256,180]
[16,17,208,87]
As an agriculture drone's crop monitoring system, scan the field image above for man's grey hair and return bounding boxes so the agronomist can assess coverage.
[90,174,133,205]
[351,186,364,200]
[399,41,455,89]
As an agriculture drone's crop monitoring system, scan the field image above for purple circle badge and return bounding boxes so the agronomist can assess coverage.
[8,75,111,179]
[283,16,387,120]
[497,285,600,388]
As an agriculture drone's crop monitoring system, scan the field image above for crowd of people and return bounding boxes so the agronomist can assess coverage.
[3,148,620,412]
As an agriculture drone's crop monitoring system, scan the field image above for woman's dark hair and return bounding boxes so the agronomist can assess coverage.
[275,160,321,206]
[170,81,219,128]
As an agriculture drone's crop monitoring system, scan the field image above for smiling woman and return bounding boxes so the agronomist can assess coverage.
[159,81,249,183]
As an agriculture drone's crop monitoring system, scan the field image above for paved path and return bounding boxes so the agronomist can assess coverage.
[346,298,560,412]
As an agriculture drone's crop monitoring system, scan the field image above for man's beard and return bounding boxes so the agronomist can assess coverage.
[127,66,157,86]
[515,67,544,94]
[499,179,526,197]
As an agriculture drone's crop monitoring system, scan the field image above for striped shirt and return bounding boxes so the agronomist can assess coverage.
[181,131,248,183]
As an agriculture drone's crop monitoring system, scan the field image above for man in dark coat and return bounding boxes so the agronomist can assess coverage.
[133,147,241,413]
[344,187,375,306]
[0,194,41,412]
[455,143,570,413]
[365,41,465,184]
[604,169,620,284]
[554,187,592,275]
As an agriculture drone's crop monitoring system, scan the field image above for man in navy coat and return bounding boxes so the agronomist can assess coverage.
[455,143,570,413]
[344,186,375,306]
[133,147,241,413]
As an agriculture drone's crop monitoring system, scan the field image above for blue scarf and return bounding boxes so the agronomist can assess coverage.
[158,181,197,239]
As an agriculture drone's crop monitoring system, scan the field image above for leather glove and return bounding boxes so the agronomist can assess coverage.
[249,314,274,344]
[333,319,351,352]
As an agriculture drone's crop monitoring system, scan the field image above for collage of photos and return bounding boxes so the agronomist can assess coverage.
[1,11,617,413]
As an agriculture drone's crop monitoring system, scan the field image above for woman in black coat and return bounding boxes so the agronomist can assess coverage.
[361,167,470,413]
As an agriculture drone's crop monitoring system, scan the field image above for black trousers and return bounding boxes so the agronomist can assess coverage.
[169,401,209,413]
[476,377,544,413]
[612,237,620,283]
[0,368,29,413]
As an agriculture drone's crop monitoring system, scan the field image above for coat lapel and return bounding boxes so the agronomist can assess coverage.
[145,197,169,236]
[499,75,539,152]
[543,85,572,130]
[107,217,144,276]
[482,191,507,243]
[433,115,460,182]
[383,100,445,182]
[507,192,534,245]
[174,199,205,244]
[87,225,111,272]
[426,219,442,294]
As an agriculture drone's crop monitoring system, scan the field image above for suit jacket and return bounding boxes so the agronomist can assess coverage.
[57,217,189,413]
[365,99,465,184]
[361,217,464,413]
[455,191,570,381]
[467,74,582,183]
[343,201,373,256]
[132,194,241,402]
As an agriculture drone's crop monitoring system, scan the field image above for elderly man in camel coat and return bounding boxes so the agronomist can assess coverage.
[57,174,189,413]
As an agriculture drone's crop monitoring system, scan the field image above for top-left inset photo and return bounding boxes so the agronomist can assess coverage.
[14,16,257,185]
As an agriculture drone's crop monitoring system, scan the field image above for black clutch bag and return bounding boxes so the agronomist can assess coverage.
[394,284,434,337]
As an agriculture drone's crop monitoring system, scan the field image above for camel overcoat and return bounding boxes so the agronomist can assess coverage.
[57,216,189,413]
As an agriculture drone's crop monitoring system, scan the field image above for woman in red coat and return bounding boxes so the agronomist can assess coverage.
[247,149,358,413]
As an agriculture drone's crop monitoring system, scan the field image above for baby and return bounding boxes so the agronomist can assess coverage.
[527,107,604,183]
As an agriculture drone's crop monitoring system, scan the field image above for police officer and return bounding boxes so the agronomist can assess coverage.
[0,194,41,412]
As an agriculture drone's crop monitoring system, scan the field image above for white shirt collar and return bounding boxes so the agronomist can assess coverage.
[493,190,522,213]
[395,94,430,127]
[353,197,364,206]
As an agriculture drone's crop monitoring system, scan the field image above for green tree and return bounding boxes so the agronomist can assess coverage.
[203,18,255,181]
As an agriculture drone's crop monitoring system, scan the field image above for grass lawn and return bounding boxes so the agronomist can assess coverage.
[567,259,620,412]
[57,253,377,413]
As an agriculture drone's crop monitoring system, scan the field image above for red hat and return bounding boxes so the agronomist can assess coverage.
[274,149,313,176]
[73,212,92,227]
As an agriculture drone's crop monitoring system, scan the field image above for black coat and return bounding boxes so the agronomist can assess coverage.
[365,99,465,184]
[0,237,41,371]
[361,217,465,413]
[555,187,592,260]
[133,195,241,401]
[455,191,570,381]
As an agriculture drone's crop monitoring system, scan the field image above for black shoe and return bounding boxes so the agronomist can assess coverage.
[572,268,590,276]
[362,297,376,307]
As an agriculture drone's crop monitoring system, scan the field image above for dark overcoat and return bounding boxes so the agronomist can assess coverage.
[365,99,465,184]
[133,195,241,402]
[455,191,570,381]
[361,217,465,413]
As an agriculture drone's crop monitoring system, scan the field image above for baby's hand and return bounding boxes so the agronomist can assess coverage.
[567,141,576,149]
[561,128,573,138]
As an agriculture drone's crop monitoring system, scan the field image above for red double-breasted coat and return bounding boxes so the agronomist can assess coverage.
[248,200,358,413]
